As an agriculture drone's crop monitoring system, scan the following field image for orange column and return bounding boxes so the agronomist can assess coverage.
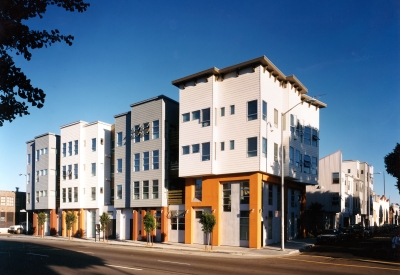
[150,210,156,242]
[132,210,138,241]
[161,206,168,242]
[249,173,262,248]
[32,212,38,235]
[141,210,146,240]
[72,210,78,237]
[61,211,66,237]
[79,209,85,238]
[50,209,57,236]
[184,178,194,244]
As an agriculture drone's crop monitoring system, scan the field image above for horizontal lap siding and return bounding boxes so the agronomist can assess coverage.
[114,114,129,208]
[215,67,261,175]
[130,99,164,207]
[26,141,34,210]
[179,78,214,177]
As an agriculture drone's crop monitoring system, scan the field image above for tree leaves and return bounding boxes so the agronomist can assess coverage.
[0,0,89,126]
[384,143,400,194]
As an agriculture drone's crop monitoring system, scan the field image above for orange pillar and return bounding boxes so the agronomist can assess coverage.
[141,210,146,241]
[50,209,57,235]
[72,210,78,237]
[249,173,262,248]
[150,210,156,242]
[184,178,194,244]
[132,210,138,241]
[161,206,168,242]
[61,211,66,237]
[32,212,38,236]
[79,209,85,238]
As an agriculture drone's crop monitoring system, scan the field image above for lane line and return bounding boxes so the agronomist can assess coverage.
[282,257,400,271]
[300,254,400,266]
[105,264,142,270]
[158,260,191,265]
[76,251,94,254]
[27,253,49,257]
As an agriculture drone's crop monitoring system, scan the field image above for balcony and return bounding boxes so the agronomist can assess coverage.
[168,190,184,205]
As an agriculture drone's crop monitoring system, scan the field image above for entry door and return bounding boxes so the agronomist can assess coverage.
[194,208,210,244]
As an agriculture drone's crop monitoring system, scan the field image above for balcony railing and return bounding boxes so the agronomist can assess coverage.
[168,190,184,205]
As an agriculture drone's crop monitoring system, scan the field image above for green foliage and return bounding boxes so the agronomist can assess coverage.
[143,212,156,234]
[99,212,110,232]
[0,0,90,126]
[384,143,400,194]
[37,212,46,227]
[65,211,77,230]
[199,211,216,234]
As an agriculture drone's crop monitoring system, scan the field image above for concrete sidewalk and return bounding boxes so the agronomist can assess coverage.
[1,232,315,257]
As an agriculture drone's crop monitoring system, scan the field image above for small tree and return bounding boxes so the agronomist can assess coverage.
[65,211,77,240]
[37,212,47,238]
[143,212,156,246]
[199,212,216,250]
[99,212,110,242]
[384,143,400,194]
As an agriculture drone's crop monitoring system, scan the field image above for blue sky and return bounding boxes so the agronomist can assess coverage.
[1,0,399,203]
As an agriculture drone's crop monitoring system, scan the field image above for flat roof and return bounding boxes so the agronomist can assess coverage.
[130,95,179,108]
[114,111,131,119]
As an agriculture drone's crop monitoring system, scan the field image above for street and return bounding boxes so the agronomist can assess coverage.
[0,237,399,275]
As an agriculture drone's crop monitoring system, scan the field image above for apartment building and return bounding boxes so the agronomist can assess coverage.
[113,96,181,242]
[172,56,326,248]
[306,150,375,230]
[373,195,389,226]
[26,133,60,235]
[59,121,113,238]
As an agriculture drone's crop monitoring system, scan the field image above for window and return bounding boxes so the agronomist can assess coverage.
[117,159,122,173]
[35,191,39,203]
[262,101,267,121]
[247,100,257,121]
[153,150,159,169]
[332,172,340,184]
[27,154,30,164]
[27,174,30,184]
[311,157,317,175]
[268,184,273,205]
[195,179,202,201]
[117,132,123,146]
[91,187,96,200]
[68,165,72,180]
[27,193,30,204]
[117,185,122,200]
[62,143,66,157]
[92,138,96,151]
[152,120,159,139]
[303,155,311,173]
[62,166,66,180]
[182,146,189,155]
[36,150,40,161]
[240,181,250,204]
[230,140,235,150]
[290,114,296,134]
[0,197,5,206]
[289,147,294,164]
[240,211,249,240]
[171,211,185,230]
[274,143,278,161]
[192,110,200,121]
[296,120,302,140]
[143,152,149,170]
[182,113,190,122]
[262,138,267,158]
[223,183,231,212]
[74,187,78,202]
[221,142,225,151]
[304,126,311,145]
[152,180,159,199]
[192,144,199,153]
[68,187,72,202]
[291,190,295,207]
[91,163,96,176]
[143,181,149,199]
[36,170,39,182]
[74,164,78,179]
[312,129,319,147]
[332,193,339,206]
[74,140,78,155]
[68,141,72,156]
[221,107,225,117]
[247,137,257,157]
[348,169,351,173]
[134,153,140,172]
[201,108,210,127]
[134,125,141,143]
[274,109,278,128]
[133,182,140,199]
[202,142,210,161]
[230,105,235,115]
[143,122,150,141]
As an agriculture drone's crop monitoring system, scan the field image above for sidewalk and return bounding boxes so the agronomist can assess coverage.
[1,232,315,257]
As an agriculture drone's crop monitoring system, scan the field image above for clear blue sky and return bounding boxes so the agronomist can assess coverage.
[1,1,399,203]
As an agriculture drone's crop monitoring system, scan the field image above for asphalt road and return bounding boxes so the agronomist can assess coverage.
[0,237,399,275]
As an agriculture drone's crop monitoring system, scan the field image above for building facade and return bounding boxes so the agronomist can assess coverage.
[172,56,326,248]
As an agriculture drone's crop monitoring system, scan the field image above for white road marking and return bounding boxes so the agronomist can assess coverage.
[27,253,49,257]
[105,264,142,270]
[76,251,94,254]
[158,260,191,265]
